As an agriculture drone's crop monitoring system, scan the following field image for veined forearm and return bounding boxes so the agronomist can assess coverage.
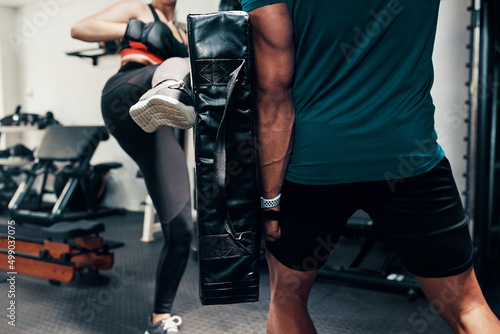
[256,91,295,199]
[248,3,295,201]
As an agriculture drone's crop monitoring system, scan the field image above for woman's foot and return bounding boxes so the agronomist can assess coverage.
[130,79,195,132]
[144,315,182,334]
[130,57,195,132]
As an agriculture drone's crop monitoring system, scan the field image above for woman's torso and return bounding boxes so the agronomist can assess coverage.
[120,3,187,66]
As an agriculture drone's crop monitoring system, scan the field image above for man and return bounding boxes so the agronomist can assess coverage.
[240,1,500,333]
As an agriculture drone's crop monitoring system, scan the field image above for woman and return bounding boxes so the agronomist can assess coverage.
[72,1,193,333]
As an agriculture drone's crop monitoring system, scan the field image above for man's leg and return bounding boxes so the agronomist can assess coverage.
[263,180,355,333]
[362,157,500,333]
[266,248,318,334]
[417,267,500,334]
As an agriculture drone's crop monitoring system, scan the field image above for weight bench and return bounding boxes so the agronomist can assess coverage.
[8,126,124,226]
[0,219,124,284]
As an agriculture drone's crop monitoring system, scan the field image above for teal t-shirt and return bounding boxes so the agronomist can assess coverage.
[240,0,444,185]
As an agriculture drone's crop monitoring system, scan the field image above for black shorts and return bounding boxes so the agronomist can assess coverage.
[266,157,474,278]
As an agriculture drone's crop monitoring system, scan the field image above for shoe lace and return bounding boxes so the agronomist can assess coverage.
[161,315,182,332]
[165,80,186,90]
[155,79,194,99]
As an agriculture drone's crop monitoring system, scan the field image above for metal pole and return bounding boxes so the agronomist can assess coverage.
[473,0,493,280]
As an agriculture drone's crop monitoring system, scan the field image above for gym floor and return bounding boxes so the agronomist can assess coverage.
[1,211,499,334]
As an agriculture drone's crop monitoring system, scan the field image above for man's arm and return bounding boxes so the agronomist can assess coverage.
[248,4,295,242]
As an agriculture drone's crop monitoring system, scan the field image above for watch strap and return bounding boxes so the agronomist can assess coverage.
[260,193,281,208]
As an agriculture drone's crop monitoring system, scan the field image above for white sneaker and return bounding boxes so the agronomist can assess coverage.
[130,79,195,132]
[144,315,183,334]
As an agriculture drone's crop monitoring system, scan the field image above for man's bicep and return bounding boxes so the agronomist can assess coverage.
[248,3,294,91]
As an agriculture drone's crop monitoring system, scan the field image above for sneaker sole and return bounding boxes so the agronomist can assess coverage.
[130,95,196,132]
[144,329,178,333]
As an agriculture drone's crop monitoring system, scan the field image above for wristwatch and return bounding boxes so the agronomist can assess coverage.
[260,193,281,209]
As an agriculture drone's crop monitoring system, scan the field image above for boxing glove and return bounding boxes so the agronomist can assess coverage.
[124,19,187,59]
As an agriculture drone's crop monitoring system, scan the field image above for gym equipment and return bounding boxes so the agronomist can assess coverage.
[189,12,261,305]
[53,162,112,212]
[0,105,60,129]
[66,40,120,66]
[464,0,500,280]
[8,126,124,226]
[0,219,124,284]
[0,144,35,211]
[317,210,421,299]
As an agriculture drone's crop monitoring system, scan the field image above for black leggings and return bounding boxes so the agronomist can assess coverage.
[101,62,193,314]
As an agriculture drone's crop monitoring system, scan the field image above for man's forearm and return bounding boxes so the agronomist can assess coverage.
[248,3,295,200]
[256,90,295,199]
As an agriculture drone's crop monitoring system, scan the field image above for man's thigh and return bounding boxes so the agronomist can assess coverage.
[362,157,474,278]
[265,180,358,271]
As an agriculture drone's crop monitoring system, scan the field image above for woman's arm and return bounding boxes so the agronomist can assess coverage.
[71,1,143,42]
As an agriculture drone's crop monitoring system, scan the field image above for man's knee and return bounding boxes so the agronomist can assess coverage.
[268,251,317,303]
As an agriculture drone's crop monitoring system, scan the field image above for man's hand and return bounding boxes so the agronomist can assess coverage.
[262,207,281,242]
[263,218,281,242]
